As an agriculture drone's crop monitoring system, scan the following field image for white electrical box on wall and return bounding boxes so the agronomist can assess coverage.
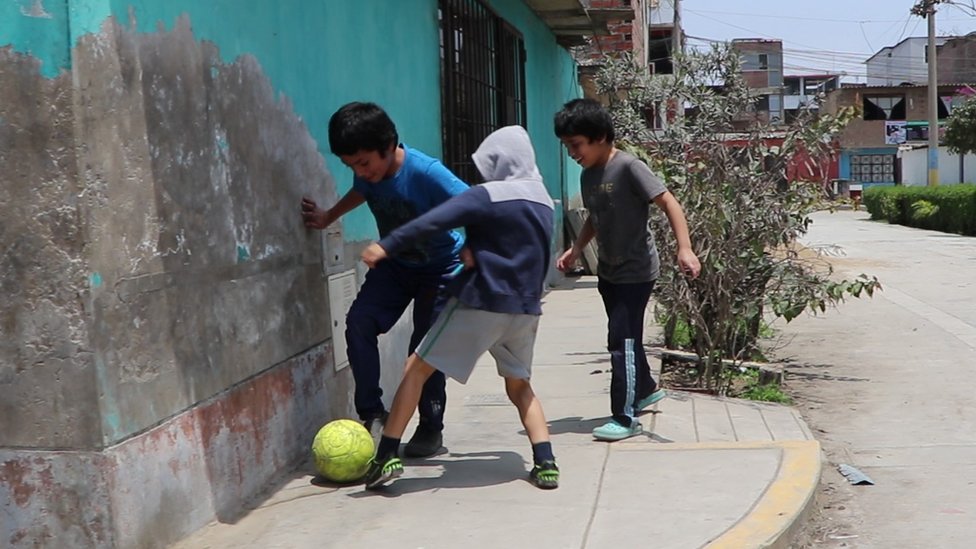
[328,269,358,371]
[322,228,345,274]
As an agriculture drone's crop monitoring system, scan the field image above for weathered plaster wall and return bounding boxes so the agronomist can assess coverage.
[1,344,343,548]
[0,0,71,78]
[74,17,338,445]
[0,46,99,449]
[2,12,355,548]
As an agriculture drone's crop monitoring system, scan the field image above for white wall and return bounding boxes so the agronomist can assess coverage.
[900,146,976,185]
[866,37,954,86]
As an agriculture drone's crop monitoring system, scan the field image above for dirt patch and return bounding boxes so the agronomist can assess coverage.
[785,381,867,548]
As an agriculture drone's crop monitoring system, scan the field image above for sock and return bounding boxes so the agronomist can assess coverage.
[531,441,554,465]
[376,435,400,461]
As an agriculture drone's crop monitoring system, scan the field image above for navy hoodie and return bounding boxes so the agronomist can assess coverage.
[378,126,554,315]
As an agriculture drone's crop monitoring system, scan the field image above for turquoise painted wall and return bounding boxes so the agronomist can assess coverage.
[3,0,582,239]
[485,0,583,206]
[0,0,70,78]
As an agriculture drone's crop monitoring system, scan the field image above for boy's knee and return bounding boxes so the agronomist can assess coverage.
[404,354,436,381]
[504,377,533,401]
[346,306,380,335]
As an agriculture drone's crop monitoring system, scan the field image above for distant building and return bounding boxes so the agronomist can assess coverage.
[822,83,973,187]
[646,0,680,76]
[865,34,976,86]
[937,33,976,84]
[730,38,784,128]
[783,74,840,123]
[575,0,682,130]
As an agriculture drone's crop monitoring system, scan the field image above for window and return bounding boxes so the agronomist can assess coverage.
[850,154,896,183]
[758,53,768,70]
[647,32,674,75]
[863,95,906,121]
[769,95,783,124]
[755,95,770,112]
[785,78,801,95]
[439,0,527,183]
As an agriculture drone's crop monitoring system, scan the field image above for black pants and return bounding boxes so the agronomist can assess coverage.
[598,278,658,428]
[346,259,456,432]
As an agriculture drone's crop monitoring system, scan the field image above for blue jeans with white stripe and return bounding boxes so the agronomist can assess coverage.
[598,278,658,428]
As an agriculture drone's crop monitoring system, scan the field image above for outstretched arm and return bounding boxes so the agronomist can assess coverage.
[652,191,701,278]
[361,188,488,268]
[556,216,595,272]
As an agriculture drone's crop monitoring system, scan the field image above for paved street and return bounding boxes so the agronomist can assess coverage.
[783,210,976,547]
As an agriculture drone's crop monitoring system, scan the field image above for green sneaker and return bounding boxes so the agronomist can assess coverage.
[529,460,560,489]
[637,388,667,411]
[592,420,642,441]
[363,456,403,489]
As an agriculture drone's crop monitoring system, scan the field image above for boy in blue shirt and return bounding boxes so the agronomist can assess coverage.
[358,126,560,490]
[301,102,467,457]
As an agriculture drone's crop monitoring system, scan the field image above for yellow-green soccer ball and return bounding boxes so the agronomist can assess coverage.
[311,419,375,482]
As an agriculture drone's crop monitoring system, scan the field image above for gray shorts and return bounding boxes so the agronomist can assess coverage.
[416,298,540,384]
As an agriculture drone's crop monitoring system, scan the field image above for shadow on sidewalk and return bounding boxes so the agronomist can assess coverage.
[346,451,531,497]
[524,415,672,443]
[785,361,869,383]
[548,278,598,291]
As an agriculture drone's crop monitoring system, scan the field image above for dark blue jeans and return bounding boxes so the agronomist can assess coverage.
[598,278,658,428]
[345,259,456,432]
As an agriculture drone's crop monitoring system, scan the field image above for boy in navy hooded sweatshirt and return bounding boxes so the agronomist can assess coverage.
[358,126,559,490]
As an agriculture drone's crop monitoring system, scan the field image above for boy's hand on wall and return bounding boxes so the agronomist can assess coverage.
[301,197,330,229]
[361,243,388,268]
[677,248,701,279]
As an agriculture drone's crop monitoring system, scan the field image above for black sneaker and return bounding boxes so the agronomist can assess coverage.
[363,456,403,489]
[529,460,559,489]
[403,427,443,458]
[363,411,389,443]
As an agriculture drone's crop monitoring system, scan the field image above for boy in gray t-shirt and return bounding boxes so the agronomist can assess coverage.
[554,98,702,442]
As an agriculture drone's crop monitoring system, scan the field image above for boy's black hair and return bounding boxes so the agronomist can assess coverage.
[328,102,399,157]
[553,98,615,143]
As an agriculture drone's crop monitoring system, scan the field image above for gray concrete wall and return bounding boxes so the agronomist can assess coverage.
[0,47,99,449]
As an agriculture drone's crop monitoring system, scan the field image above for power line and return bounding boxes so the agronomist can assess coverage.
[683,6,974,58]
[685,33,968,63]
[682,7,973,24]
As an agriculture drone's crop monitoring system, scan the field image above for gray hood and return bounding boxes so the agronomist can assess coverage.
[471,126,543,183]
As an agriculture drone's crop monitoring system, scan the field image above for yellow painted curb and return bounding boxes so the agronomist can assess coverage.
[705,440,822,549]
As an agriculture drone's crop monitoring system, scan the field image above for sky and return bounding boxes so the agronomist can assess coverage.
[679,0,976,81]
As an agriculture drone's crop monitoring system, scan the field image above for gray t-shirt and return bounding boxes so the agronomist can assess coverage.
[581,150,668,283]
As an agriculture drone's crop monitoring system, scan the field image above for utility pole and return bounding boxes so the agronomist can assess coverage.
[672,0,682,58]
[913,0,943,186]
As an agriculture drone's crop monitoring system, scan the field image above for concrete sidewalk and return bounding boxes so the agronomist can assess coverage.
[174,277,820,549]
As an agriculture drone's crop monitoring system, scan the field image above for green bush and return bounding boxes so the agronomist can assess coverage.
[863,184,976,235]
[910,199,939,228]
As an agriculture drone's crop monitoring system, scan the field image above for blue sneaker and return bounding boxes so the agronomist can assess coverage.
[636,388,667,411]
[592,420,642,441]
